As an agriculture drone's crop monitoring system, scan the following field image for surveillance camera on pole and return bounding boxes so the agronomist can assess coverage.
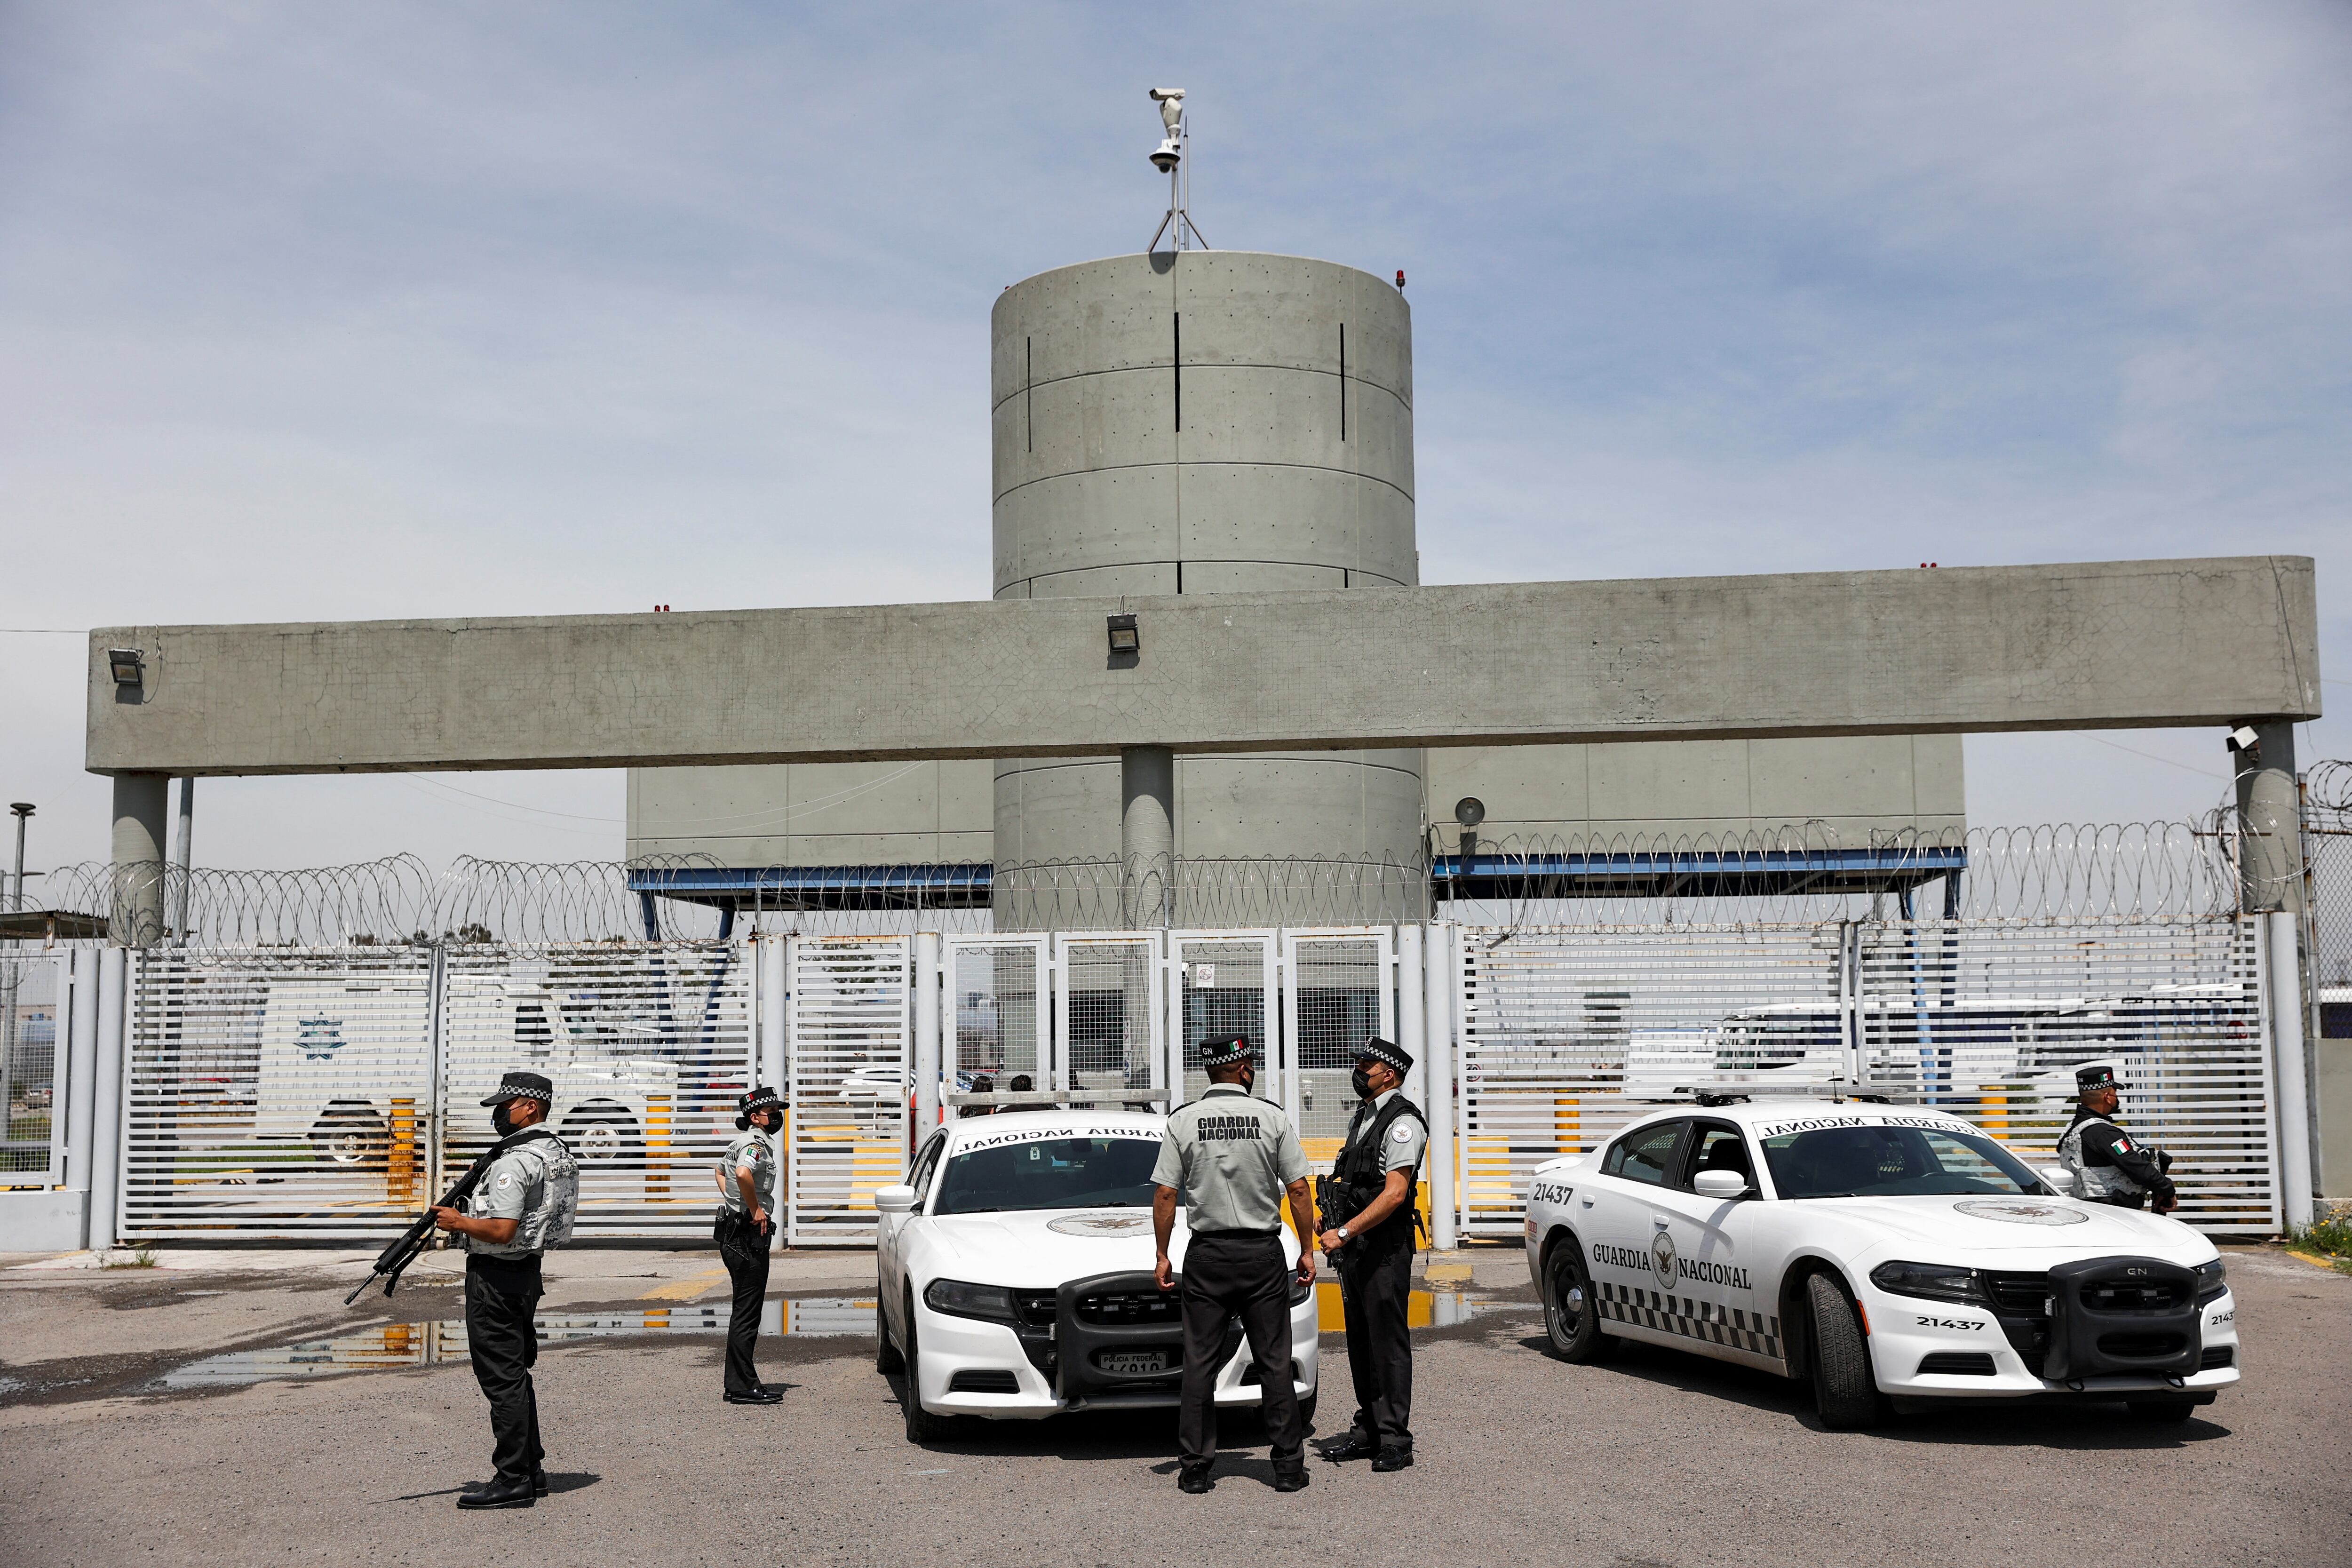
[1144,88,1209,254]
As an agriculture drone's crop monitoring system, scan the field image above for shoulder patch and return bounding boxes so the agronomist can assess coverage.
[494,1172,516,1189]
[1391,1122,1415,1144]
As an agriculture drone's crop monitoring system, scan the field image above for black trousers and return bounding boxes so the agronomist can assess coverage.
[1177,1232,1305,1471]
[1337,1231,1414,1451]
[717,1210,772,1393]
[464,1252,544,1484]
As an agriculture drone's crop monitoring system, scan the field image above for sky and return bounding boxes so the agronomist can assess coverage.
[2,2,2347,881]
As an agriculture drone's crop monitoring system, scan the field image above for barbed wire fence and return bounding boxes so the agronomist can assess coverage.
[22,805,2297,948]
[2306,761,2352,1005]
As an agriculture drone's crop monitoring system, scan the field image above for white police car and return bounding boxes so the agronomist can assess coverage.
[1524,1099,2239,1427]
[873,1108,1320,1441]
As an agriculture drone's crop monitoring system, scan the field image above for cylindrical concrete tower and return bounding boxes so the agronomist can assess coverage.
[990,250,1423,927]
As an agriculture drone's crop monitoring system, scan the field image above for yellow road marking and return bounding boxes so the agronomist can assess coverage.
[640,1267,730,1301]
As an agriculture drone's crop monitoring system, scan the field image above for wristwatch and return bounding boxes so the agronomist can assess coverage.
[1335,1225,1351,1242]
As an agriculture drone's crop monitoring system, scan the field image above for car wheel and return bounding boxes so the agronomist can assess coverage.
[875,1279,905,1374]
[2125,1399,2199,1423]
[563,1114,641,1167]
[1543,1242,1613,1364]
[1805,1273,1887,1431]
[309,1111,385,1167]
[900,1292,956,1443]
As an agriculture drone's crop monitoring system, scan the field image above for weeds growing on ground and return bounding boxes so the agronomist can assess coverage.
[101,1246,158,1269]
[2285,1203,2352,1274]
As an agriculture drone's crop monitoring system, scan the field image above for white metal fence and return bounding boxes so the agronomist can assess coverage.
[81,913,2287,1244]
[2,954,64,1185]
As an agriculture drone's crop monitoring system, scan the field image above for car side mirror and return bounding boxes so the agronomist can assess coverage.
[874,1184,918,1214]
[2039,1167,2075,1196]
[1692,1169,1750,1200]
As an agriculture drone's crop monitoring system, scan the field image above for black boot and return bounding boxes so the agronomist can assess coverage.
[532,1469,549,1498]
[1272,1465,1311,1492]
[1321,1432,1378,1462]
[456,1476,535,1510]
[1176,1464,1215,1494]
[724,1386,784,1405]
[1371,1446,1414,1472]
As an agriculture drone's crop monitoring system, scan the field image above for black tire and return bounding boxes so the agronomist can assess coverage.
[1543,1241,1614,1364]
[2125,1399,2199,1424]
[1805,1273,1886,1430]
[900,1293,955,1443]
[875,1283,905,1374]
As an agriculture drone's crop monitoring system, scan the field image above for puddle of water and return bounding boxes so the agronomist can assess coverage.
[153,1289,1493,1391]
[157,1298,876,1389]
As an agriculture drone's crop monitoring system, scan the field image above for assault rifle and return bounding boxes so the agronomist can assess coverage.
[342,1131,536,1306]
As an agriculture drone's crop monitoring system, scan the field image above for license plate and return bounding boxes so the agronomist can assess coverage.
[1098,1350,1168,1375]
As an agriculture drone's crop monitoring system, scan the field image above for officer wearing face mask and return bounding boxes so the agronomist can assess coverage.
[2059,1062,2178,1212]
[1317,1037,1427,1472]
[431,1070,580,1510]
[715,1085,785,1405]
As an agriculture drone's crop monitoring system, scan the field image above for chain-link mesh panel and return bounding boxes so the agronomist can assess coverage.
[121,948,435,1238]
[786,938,910,1245]
[1175,936,1274,1106]
[1,955,63,1183]
[1055,936,1160,1103]
[945,939,1044,1091]
[1282,933,1392,1152]
[440,943,752,1238]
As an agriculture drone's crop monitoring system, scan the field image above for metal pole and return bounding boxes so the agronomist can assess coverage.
[912,931,943,1147]
[8,802,30,914]
[1424,920,1457,1251]
[170,778,194,944]
[89,947,127,1251]
[64,947,99,1245]
[2268,910,2315,1230]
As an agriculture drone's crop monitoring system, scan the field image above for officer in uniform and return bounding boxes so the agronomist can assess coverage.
[431,1070,580,1510]
[715,1085,784,1405]
[2059,1062,2178,1212]
[1317,1036,1427,1472]
[1150,1035,1316,1495]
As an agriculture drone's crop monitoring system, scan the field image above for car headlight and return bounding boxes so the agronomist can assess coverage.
[924,1278,1020,1323]
[2194,1258,2228,1305]
[1869,1260,1985,1305]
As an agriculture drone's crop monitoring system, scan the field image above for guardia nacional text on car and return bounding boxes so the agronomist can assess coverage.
[872,1107,1321,1441]
[1524,1098,2238,1427]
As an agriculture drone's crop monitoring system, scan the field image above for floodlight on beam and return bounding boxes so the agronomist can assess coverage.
[1106,613,1140,656]
[107,648,145,688]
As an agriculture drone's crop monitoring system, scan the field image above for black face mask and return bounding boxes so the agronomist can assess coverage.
[491,1102,522,1138]
[1351,1067,1377,1099]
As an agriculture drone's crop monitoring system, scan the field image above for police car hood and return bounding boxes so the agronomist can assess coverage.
[924,1209,1296,1283]
[1809,1193,2209,1258]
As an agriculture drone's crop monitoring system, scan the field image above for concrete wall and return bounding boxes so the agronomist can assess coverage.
[0,1188,88,1252]
[990,251,1427,919]
[1426,734,1967,846]
[628,761,992,866]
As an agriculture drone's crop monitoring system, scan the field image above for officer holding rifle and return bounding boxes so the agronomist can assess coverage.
[1317,1036,1426,1472]
[431,1070,579,1511]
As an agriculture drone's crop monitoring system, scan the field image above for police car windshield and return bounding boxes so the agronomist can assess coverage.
[933,1136,1162,1216]
[1761,1124,2042,1200]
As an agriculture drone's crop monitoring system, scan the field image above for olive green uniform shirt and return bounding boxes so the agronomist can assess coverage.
[1150,1084,1309,1234]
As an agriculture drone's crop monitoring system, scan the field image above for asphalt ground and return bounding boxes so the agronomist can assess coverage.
[1,1242,2345,1568]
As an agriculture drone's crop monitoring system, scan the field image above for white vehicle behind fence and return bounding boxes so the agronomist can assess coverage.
[255,976,679,1166]
[1621,987,2252,1106]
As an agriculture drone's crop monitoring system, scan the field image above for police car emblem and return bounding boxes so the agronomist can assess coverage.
[1047,1213,1152,1237]
[1953,1200,2088,1226]
[1651,1229,1677,1286]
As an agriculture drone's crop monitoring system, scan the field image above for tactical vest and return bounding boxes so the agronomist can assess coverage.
[2058,1114,2142,1201]
[508,1130,581,1251]
[1334,1094,1427,1222]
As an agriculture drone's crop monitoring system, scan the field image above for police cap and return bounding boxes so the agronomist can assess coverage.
[481,1070,555,1107]
[1354,1036,1414,1074]
[1198,1035,1255,1068]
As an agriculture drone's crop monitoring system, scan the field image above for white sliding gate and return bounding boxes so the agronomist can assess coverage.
[1453,916,2279,1239]
[101,915,2281,1244]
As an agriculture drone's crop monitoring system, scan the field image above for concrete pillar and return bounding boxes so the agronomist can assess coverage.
[109,773,168,948]
[169,776,195,944]
[2233,722,2303,914]
[1121,747,1175,929]
[912,931,943,1144]
[1424,921,1457,1251]
[89,946,127,1250]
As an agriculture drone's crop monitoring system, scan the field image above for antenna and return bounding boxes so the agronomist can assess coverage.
[1144,88,1209,254]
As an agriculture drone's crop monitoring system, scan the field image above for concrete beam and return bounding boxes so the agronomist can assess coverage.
[87,557,2319,777]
